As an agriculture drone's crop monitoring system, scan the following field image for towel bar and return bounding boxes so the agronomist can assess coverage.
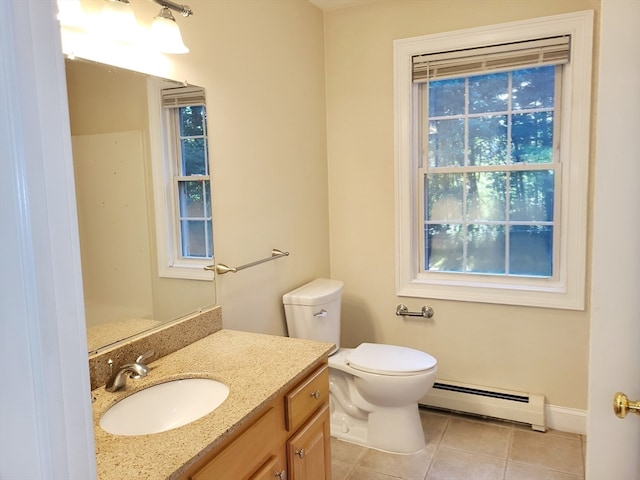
[204,249,289,275]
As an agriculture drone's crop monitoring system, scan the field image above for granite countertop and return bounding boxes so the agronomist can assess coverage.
[91,329,334,479]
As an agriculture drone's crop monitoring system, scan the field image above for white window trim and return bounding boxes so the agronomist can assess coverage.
[147,78,214,281]
[394,11,593,310]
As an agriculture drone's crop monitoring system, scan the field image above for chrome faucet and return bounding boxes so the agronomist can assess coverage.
[105,350,155,392]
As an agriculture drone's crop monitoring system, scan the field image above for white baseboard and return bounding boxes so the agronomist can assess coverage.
[546,404,587,435]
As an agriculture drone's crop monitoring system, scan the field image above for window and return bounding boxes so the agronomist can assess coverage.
[148,81,214,280]
[394,12,593,309]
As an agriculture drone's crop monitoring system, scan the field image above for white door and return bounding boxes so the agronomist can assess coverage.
[586,1,640,479]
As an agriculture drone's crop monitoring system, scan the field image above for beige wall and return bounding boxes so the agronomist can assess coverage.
[324,0,599,409]
[170,0,331,334]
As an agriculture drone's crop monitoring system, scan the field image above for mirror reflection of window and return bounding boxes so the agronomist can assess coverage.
[162,88,213,260]
[151,84,215,280]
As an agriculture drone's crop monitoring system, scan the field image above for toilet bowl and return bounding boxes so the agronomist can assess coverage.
[282,279,438,454]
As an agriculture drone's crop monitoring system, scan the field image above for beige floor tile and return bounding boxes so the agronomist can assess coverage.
[509,430,584,476]
[346,467,403,480]
[332,461,355,480]
[425,447,506,480]
[331,438,367,466]
[420,410,449,445]
[505,461,583,480]
[355,444,436,480]
[440,417,512,458]
[331,411,586,480]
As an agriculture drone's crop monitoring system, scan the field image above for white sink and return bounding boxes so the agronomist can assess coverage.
[99,378,229,436]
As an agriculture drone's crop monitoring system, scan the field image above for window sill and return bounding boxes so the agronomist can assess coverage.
[397,275,584,310]
[158,262,215,281]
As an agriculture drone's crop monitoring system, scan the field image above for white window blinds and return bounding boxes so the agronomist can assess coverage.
[412,35,570,83]
[161,86,206,107]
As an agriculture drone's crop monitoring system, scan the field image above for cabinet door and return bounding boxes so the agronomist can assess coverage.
[287,403,331,480]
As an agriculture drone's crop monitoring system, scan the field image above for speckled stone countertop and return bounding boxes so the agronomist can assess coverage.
[91,329,334,479]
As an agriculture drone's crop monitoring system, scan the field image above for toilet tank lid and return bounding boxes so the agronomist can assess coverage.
[282,278,344,306]
[346,343,437,375]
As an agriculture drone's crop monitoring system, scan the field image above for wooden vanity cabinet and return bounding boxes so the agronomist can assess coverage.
[180,360,331,480]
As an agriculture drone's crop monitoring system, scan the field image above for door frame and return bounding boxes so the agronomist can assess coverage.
[0,0,96,478]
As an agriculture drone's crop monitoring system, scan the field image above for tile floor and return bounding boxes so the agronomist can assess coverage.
[331,408,586,480]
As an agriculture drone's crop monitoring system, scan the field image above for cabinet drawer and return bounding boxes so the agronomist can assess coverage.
[191,405,283,480]
[250,449,286,480]
[285,364,329,432]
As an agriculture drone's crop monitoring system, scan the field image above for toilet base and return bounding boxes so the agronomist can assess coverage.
[330,410,369,448]
[330,399,426,454]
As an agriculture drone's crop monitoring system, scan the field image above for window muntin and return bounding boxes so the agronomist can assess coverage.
[421,66,558,278]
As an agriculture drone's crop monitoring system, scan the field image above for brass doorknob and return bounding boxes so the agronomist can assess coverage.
[613,392,640,418]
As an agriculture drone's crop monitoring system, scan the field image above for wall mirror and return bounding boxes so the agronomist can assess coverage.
[65,58,216,354]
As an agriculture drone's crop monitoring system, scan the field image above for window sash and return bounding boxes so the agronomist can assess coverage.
[174,177,213,259]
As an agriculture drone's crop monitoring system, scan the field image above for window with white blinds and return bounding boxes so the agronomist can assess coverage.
[394,12,593,310]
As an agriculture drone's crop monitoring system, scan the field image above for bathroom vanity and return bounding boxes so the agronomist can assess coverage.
[181,362,330,479]
[90,315,334,480]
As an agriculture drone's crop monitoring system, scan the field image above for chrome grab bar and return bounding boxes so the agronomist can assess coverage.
[204,249,289,275]
[395,304,434,319]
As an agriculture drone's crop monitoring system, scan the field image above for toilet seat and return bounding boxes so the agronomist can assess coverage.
[346,343,437,376]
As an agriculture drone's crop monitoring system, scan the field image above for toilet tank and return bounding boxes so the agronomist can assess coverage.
[282,278,343,352]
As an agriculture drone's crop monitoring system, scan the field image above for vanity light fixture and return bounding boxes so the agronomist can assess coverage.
[98,0,140,44]
[150,0,193,54]
[152,0,193,18]
[150,6,190,54]
[92,0,193,53]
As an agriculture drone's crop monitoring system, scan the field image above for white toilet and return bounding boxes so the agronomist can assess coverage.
[283,278,437,454]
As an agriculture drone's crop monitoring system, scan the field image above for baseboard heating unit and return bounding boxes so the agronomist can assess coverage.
[420,380,546,432]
